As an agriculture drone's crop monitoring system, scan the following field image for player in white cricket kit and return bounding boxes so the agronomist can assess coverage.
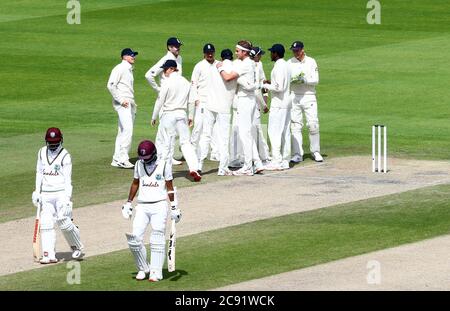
[107,48,138,169]
[122,140,181,281]
[288,41,323,163]
[221,49,243,168]
[218,40,264,176]
[263,44,292,170]
[145,37,183,166]
[190,44,220,164]
[151,60,201,182]
[32,128,84,264]
[194,44,233,176]
[250,47,271,163]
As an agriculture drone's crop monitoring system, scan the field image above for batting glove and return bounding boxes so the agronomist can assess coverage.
[32,191,41,207]
[170,204,182,223]
[60,200,73,218]
[122,202,133,220]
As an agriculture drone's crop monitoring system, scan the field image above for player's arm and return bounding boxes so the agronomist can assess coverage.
[106,67,124,104]
[263,67,285,92]
[304,59,319,86]
[165,163,181,222]
[32,151,43,206]
[151,83,168,125]
[190,64,200,103]
[61,153,73,201]
[145,59,164,93]
[127,178,139,203]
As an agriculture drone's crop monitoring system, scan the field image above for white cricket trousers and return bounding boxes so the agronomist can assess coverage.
[229,107,244,164]
[199,109,231,171]
[132,201,168,240]
[159,111,199,172]
[39,191,70,259]
[236,95,262,171]
[253,106,270,162]
[268,107,291,166]
[113,100,136,162]
[190,103,205,158]
[132,201,168,275]
[291,94,320,155]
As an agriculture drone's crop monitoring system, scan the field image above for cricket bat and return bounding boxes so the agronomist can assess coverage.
[167,219,176,272]
[32,202,41,262]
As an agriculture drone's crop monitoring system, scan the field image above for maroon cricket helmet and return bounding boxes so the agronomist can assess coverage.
[45,127,63,143]
[137,140,157,162]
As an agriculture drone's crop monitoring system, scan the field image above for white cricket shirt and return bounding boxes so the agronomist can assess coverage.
[36,146,72,198]
[134,159,172,203]
[145,51,183,93]
[107,60,135,106]
[288,54,319,95]
[263,58,291,108]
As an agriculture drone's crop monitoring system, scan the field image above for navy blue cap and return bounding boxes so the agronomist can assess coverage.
[203,43,215,53]
[268,44,285,55]
[160,59,178,69]
[167,37,182,47]
[250,47,265,58]
[121,48,138,57]
[220,49,233,60]
[290,41,304,50]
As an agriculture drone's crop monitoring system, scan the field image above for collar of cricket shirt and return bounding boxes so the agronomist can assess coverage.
[121,60,133,71]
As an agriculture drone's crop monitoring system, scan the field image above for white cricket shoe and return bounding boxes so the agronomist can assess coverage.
[253,162,264,174]
[149,270,163,282]
[172,158,182,165]
[136,270,147,281]
[71,249,84,260]
[111,159,121,167]
[40,256,58,264]
[232,168,254,176]
[281,160,290,170]
[290,154,303,163]
[264,162,283,171]
[116,160,134,169]
[218,168,233,176]
[313,152,324,162]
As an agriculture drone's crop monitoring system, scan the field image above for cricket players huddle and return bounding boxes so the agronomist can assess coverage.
[31,37,322,282]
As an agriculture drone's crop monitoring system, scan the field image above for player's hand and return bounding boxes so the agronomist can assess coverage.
[32,191,41,207]
[216,62,223,69]
[121,100,129,108]
[170,205,182,223]
[60,200,73,218]
[263,105,269,114]
[151,119,157,127]
[122,202,133,220]
[188,119,193,127]
[263,80,271,84]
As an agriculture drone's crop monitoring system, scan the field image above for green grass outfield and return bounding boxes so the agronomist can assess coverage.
[1,184,449,290]
[1,0,449,222]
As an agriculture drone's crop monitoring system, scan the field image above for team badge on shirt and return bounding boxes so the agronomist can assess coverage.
[54,164,61,172]
[156,174,162,181]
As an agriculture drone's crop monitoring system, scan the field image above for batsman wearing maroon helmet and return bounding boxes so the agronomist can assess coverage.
[32,127,84,264]
[122,140,180,281]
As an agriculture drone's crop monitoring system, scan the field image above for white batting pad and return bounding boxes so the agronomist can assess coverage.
[150,230,165,276]
[126,233,149,272]
[57,217,84,250]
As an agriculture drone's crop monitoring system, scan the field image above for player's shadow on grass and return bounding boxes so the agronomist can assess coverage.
[130,269,188,281]
[165,269,188,281]
[56,252,84,262]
